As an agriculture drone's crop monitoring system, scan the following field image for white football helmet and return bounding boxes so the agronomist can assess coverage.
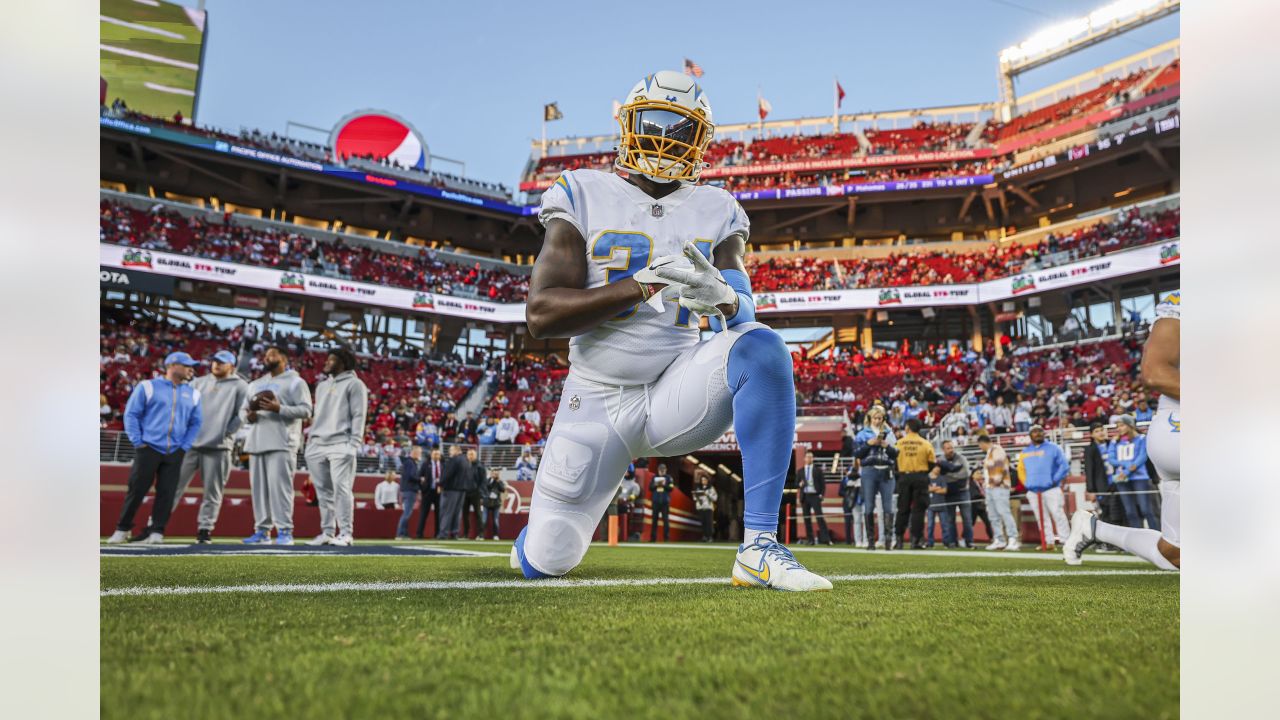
[615,70,714,184]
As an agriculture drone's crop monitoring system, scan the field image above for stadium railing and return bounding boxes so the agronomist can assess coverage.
[99,430,543,478]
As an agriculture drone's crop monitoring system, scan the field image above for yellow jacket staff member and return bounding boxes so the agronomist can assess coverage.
[892,419,937,549]
[895,425,936,473]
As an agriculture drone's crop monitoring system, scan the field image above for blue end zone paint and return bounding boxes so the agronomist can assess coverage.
[100,544,496,558]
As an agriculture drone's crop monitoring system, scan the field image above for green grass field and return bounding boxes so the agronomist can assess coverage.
[101,541,1178,719]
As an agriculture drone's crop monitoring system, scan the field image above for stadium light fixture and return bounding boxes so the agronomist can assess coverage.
[999,0,1167,67]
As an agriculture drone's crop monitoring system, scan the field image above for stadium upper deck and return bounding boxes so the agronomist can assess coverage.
[523,52,1179,197]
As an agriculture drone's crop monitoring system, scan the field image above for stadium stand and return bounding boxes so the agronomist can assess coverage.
[101,106,513,200]
[100,198,530,302]
[748,204,1179,292]
[524,60,1178,195]
[100,192,1176,301]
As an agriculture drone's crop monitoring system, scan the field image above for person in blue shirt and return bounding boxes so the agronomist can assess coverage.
[1133,398,1155,424]
[107,352,203,545]
[852,406,898,550]
[1107,416,1160,530]
[1017,425,1072,546]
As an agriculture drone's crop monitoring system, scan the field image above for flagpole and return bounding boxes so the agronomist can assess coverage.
[833,77,839,134]
[757,87,763,140]
[541,115,547,159]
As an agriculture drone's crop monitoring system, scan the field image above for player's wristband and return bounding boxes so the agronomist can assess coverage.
[709,269,755,332]
[635,280,662,302]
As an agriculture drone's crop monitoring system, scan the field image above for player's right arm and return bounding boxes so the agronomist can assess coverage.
[525,218,652,339]
[1139,315,1179,401]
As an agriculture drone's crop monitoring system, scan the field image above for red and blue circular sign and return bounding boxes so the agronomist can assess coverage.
[330,110,429,170]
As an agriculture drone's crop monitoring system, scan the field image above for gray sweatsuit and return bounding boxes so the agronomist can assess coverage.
[242,369,313,533]
[171,372,250,531]
[303,370,368,538]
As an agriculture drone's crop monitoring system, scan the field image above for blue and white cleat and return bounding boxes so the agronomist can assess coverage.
[510,527,555,579]
[274,531,294,546]
[1063,510,1098,566]
[242,530,271,545]
[731,535,833,591]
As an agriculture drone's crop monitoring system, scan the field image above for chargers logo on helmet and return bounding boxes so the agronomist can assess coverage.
[615,70,714,185]
[330,111,429,170]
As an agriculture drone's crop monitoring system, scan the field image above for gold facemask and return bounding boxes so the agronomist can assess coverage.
[615,98,713,183]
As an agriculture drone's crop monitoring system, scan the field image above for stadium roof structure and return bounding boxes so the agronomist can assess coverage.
[997,0,1180,113]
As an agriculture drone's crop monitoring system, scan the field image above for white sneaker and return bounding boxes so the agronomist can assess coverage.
[476,536,487,542]
[509,545,521,570]
[141,533,164,545]
[985,540,1006,551]
[1005,539,1022,551]
[307,534,334,546]
[731,536,832,592]
[492,535,500,541]
[329,534,353,547]
[1063,510,1097,566]
[106,530,129,544]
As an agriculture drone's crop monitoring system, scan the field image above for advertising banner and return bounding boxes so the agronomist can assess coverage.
[99,245,525,323]
[963,241,1179,303]
[756,284,979,315]
[732,174,993,202]
[100,265,176,295]
[701,148,995,179]
[101,240,1178,322]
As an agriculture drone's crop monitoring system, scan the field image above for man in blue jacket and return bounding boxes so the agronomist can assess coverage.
[107,352,203,545]
[1017,424,1071,546]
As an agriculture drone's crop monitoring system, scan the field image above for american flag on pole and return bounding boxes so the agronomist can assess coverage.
[683,58,704,77]
[758,95,772,121]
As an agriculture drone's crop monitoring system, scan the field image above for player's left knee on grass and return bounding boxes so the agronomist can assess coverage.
[524,510,593,577]
[1158,538,1180,568]
[727,327,791,392]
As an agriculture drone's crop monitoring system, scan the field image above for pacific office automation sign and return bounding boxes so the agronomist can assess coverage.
[99,245,526,323]
[755,241,1180,315]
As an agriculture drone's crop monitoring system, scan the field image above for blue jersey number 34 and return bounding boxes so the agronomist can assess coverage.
[590,232,711,325]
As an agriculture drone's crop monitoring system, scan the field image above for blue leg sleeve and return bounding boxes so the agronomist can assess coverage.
[726,327,796,532]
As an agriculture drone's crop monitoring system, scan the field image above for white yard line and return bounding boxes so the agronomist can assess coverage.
[99,44,199,71]
[601,543,1150,563]
[100,569,1170,598]
[143,81,195,96]
[100,15,185,40]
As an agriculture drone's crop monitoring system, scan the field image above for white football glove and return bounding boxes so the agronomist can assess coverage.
[633,254,689,312]
[649,241,738,324]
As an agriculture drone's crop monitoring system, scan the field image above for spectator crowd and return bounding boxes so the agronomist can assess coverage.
[100,199,530,302]
[747,206,1179,292]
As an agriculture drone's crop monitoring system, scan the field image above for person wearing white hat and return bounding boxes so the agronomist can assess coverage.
[165,350,249,544]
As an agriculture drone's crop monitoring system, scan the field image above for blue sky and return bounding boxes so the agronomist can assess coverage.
[176,0,1177,189]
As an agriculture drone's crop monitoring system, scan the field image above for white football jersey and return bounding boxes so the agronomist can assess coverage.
[1153,289,1180,412]
[538,169,750,386]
